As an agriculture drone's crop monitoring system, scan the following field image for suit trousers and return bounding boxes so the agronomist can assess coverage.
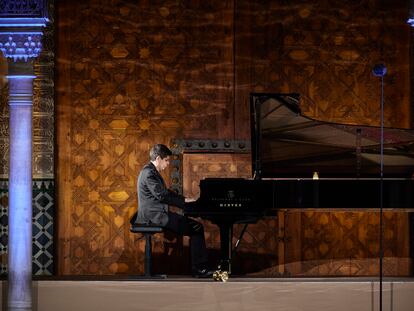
[164,212,208,269]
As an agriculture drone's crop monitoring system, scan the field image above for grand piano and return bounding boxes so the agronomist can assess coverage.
[184,93,414,274]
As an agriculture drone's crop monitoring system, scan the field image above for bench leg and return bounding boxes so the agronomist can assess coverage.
[144,233,152,277]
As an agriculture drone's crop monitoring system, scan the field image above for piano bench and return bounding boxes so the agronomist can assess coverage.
[130,224,165,278]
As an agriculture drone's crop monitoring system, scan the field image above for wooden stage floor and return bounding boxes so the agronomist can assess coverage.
[1,277,413,311]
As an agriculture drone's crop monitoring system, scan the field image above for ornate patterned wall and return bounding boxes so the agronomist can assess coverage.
[234,0,412,139]
[56,0,412,276]
[0,0,54,181]
[0,0,55,275]
[0,179,7,275]
[234,0,412,276]
[0,56,8,177]
[0,0,47,18]
[56,0,236,275]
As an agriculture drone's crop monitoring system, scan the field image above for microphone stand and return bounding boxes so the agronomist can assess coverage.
[373,64,387,311]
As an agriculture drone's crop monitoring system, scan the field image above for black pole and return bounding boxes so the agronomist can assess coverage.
[379,73,384,311]
[373,63,386,311]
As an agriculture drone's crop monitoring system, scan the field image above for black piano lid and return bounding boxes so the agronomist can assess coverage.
[250,93,414,178]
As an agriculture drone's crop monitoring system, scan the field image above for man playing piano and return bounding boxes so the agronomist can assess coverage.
[135,144,213,278]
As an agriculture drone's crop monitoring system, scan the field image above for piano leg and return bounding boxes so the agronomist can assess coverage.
[217,223,233,274]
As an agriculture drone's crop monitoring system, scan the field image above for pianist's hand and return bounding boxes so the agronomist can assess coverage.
[185,197,196,203]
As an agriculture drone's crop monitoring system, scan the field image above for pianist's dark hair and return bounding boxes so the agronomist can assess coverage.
[150,144,172,161]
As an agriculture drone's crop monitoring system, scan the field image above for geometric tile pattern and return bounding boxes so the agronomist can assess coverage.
[0,179,55,276]
[0,0,45,17]
[57,0,234,275]
[0,179,8,276]
[32,180,54,275]
[297,211,411,276]
[234,0,412,138]
[244,212,411,277]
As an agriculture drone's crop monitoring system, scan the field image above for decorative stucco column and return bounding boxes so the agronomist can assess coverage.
[0,14,47,311]
[7,61,36,311]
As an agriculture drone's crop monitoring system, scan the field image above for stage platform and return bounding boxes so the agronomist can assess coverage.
[1,277,413,311]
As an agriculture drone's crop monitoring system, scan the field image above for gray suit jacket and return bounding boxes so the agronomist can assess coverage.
[135,162,184,226]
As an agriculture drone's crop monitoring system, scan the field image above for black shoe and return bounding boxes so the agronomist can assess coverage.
[192,268,214,278]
